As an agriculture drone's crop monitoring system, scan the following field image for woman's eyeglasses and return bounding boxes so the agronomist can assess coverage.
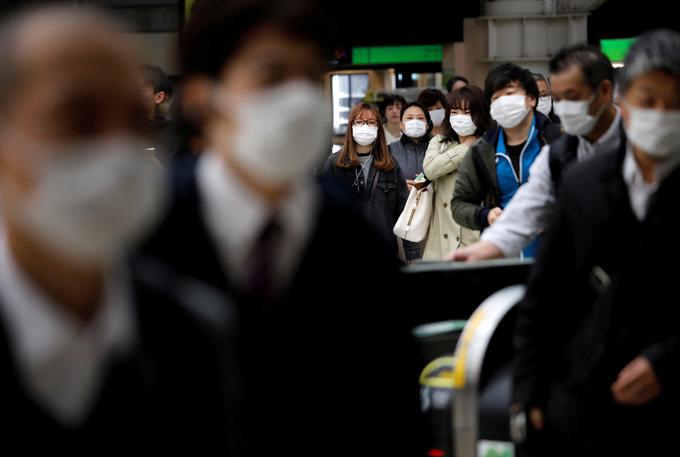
[352,119,379,128]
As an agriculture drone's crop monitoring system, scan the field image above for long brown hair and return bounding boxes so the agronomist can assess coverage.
[336,103,396,172]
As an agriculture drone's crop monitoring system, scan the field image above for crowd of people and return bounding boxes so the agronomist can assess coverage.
[0,0,678,455]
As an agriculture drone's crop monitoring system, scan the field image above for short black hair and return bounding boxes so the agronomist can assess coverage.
[549,43,614,90]
[400,101,433,133]
[378,93,406,118]
[445,75,468,92]
[140,64,172,98]
[484,63,539,103]
[416,88,447,110]
[181,0,331,78]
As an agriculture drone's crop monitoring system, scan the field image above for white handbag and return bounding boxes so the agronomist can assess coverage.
[393,181,433,242]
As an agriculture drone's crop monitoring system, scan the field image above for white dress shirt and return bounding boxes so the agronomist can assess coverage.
[0,237,136,426]
[197,152,320,291]
[481,106,622,257]
[622,142,680,221]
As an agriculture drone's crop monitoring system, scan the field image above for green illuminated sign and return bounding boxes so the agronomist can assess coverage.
[352,45,443,65]
[601,38,636,63]
[185,0,197,23]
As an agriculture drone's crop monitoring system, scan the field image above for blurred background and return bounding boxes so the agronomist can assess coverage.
[0,0,674,147]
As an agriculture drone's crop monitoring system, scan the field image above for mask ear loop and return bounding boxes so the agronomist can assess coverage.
[587,82,611,121]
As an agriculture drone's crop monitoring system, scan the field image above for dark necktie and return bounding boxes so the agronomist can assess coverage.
[246,217,283,314]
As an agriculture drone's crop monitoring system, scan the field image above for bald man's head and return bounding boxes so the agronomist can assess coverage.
[0,6,146,142]
[0,7,165,270]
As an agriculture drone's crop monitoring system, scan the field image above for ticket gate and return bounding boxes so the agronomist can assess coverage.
[452,285,525,457]
[404,261,531,457]
[402,259,532,325]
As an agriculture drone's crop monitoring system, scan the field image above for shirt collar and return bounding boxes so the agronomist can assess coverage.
[198,152,267,259]
[197,152,319,282]
[0,235,136,424]
[623,142,646,188]
[624,141,680,186]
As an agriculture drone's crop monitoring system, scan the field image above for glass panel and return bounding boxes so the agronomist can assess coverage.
[331,73,369,136]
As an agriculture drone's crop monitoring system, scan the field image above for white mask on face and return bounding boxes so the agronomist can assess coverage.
[403,119,428,138]
[625,106,680,159]
[352,124,379,145]
[214,80,331,186]
[490,95,530,129]
[537,96,553,116]
[429,108,446,127]
[553,91,607,136]
[449,114,477,136]
[12,136,166,266]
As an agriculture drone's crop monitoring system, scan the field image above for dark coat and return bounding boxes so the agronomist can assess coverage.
[389,133,432,180]
[512,140,680,455]
[0,258,239,454]
[322,151,420,260]
[139,157,425,456]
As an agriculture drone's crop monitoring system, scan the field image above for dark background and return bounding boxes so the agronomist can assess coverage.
[0,0,676,49]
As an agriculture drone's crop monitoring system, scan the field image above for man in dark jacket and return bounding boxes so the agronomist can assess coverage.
[0,7,237,453]
[451,63,563,257]
[140,64,174,165]
[512,29,680,456]
[141,0,425,455]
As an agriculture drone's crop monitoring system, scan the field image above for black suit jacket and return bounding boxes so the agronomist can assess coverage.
[0,258,240,454]
[512,140,680,452]
[140,157,425,456]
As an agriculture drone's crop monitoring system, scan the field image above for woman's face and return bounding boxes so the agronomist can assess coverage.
[400,106,427,131]
[451,101,470,116]
[428,101,444,111]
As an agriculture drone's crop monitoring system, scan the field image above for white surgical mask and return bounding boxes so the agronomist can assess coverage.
[429,108,446,127]
[490,95,530,129]
[449,114,477,136]
[352,124,379,145]
[13,136,166,265]
[553,92,607,136]
[403,119,428,138]
[214,80,331,186]
[537,96,553,116]
[625,106,680,159]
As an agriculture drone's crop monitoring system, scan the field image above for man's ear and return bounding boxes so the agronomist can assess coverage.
[600,79,614,100]
[527,95,537,109]
[154,91,167,105]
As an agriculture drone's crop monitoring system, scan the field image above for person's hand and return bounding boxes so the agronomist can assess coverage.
[611,356,661,405]
[445,240,504,261]
[509,403,543,442]
[487,207,503,225]
[529,407,544,430]
[406,179,415,191]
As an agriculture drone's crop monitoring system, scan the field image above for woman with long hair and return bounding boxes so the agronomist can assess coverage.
[323,102,420,261]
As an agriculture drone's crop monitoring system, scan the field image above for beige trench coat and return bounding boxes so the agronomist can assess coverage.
[422,135,480,260]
